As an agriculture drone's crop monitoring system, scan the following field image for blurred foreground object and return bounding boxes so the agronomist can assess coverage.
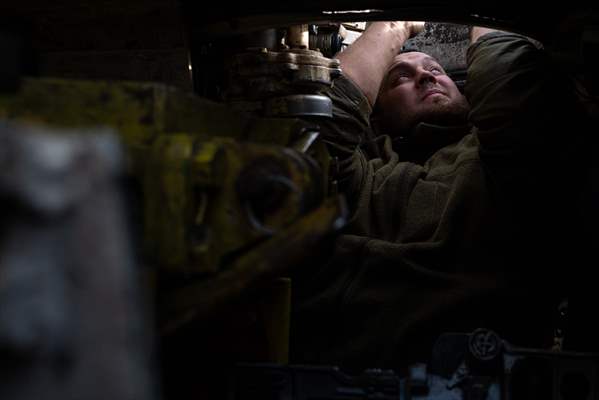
[0,122,156,400]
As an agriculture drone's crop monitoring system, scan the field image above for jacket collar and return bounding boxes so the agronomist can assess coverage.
[391,122,471,163]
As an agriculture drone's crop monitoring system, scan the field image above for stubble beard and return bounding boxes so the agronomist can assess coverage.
[396,95,471,136]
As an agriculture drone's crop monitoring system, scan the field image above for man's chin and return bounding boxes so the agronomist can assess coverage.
[422,93,450,103]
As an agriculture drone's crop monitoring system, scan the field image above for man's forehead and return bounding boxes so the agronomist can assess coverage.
[391,51,438,67]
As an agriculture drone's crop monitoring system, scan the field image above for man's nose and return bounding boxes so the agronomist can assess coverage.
[416,69,437,86]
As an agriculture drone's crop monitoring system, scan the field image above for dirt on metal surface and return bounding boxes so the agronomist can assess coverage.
[404,22,470,71]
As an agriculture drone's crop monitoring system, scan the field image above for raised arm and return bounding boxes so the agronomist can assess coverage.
[465,27,548,149]
[470,26,501,44]
[336,21,424,106]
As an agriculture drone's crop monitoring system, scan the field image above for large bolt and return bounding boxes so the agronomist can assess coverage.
[467,328,503,374]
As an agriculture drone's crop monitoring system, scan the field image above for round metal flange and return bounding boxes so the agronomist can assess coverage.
[468,328,502,362]
[264,94,332,117]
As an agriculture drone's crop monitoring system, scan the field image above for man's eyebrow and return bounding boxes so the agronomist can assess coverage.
[384,61,416,88]
[422,56,444,68]
[387,61,413,76]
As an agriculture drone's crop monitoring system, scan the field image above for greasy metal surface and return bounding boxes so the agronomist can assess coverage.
[0,77,324,148]
[159,195,347,329]
[264,94,333,117]
[144,136,325,274]
[228,48,342,103]
[403,22,470,72]
[0,78,333,275]
[287,24,310,48]
[0,78,254,152]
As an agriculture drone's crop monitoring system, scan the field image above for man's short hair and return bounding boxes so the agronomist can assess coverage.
[399,43,421,54]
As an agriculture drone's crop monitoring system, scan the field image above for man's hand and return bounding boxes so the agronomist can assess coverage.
[470,26,501,44]
[366,21,425,39]
[396,21,426,39]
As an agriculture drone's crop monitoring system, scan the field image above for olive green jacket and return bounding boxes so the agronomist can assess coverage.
[291,32,590,371]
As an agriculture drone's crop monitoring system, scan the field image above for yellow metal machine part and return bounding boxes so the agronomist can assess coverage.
[0,77,345,365]
[144,135,325,275]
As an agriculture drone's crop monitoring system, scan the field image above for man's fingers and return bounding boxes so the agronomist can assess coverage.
[410,21,426,36]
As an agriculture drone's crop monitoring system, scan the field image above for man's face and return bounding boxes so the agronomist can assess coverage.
[376,51,469,136]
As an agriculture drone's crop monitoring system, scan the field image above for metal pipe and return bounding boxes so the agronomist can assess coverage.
[287,24,309,49]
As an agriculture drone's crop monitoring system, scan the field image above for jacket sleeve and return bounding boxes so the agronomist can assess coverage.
[316,75,392,212]
[465,31,586,182]
[318,75,374,157]
[466,32,550,149]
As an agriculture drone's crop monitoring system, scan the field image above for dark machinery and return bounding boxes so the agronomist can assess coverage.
[0,2,599,400]
[233,329,599,400]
